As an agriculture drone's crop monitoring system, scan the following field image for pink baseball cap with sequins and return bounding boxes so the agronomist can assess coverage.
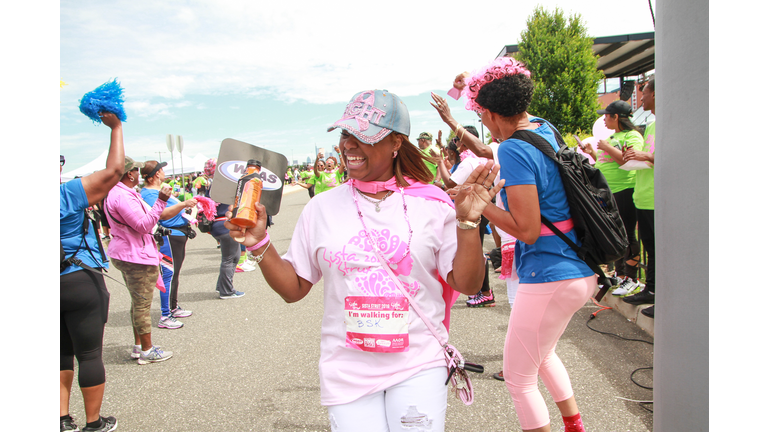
[327,89,410,145]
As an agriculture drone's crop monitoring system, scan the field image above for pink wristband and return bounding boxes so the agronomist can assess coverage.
[246,233,270,252]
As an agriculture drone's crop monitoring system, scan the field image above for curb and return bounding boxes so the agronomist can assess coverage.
[282,184,305,196]
[594,287,654,338]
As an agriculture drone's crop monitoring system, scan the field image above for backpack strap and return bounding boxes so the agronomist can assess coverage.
[510,125,614,301]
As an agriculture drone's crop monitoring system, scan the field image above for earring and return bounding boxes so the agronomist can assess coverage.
[393,151,398,158]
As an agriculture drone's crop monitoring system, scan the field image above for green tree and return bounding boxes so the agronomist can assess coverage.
[516,6,603,134]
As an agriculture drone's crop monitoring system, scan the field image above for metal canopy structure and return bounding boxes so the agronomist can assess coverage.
[496,31,655,78]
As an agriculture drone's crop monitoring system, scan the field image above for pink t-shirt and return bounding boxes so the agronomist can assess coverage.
[282,183,458,406]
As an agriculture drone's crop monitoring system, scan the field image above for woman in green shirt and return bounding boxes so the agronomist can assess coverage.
[298,159,333,197]
[584,100,644,296]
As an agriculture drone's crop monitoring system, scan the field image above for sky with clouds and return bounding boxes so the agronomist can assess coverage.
[59,0,656,171]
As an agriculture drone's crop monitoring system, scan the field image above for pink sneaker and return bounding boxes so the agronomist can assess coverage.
[466,290,495,307]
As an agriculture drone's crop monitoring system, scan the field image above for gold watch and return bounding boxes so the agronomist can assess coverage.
[456,217,481,230]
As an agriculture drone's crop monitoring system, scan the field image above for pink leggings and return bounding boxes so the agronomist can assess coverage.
[503,275,596,430]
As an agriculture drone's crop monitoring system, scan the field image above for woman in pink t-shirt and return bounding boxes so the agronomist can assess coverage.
[226,90,502,431]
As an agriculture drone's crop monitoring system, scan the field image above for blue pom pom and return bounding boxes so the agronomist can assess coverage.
[79,79,127,124]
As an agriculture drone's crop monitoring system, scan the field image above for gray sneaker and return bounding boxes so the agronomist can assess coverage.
[137,346,173,365]
[61,416,80,432]
[220,291,245,300]
[82,416,117,432]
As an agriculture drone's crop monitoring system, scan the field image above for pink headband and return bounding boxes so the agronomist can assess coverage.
[464,58,531,113]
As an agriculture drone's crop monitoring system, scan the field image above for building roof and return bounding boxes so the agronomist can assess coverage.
[496,31,655,78]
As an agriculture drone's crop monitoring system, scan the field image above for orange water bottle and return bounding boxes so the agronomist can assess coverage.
[230,159,263,228]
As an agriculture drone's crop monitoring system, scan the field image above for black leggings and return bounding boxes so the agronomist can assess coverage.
[613,188,640,279]
[636,209,655,292]
[168,234,188,311]
[60,269,110,388]
[479,216,491,293]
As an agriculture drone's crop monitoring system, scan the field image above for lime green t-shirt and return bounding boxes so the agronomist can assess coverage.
[323,169,344,189]
[306,172,334,194]
[594,129,644,194]
[633,121,655,210]
[421,144,439,183]
[193,176,207,189]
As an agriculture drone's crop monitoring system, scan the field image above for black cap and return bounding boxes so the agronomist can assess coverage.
[597,100,632,117]
[246,159,262,167]
[141,161,168,180]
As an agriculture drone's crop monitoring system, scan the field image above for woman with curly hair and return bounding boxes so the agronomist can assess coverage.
[442,58,595,432]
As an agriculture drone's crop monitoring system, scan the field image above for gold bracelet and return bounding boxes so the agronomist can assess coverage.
[456,216,482,230]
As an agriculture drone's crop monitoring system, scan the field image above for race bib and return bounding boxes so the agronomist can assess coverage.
[345,296,409,353]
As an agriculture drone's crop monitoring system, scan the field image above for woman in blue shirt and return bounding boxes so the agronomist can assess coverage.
[60,112,123,432]
[448,58,595,432]
[140,161,198,328]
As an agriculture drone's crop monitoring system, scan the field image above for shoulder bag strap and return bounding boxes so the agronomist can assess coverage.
[369,246,447,346]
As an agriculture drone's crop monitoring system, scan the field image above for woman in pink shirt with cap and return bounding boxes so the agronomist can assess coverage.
[226,89,501,431]
[104,157,175,365]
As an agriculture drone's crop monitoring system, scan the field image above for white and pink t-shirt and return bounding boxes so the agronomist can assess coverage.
[282,183,457,406]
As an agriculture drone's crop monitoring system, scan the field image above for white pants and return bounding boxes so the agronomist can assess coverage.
[327,367,448,432]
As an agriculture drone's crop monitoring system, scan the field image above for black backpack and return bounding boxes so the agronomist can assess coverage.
[511,122,629,301]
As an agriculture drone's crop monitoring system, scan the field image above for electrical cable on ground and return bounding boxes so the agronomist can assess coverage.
[587,297,654,413]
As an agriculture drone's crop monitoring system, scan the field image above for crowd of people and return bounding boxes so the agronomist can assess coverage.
[60,57,657,432]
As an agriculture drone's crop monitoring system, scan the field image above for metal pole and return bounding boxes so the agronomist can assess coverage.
[166,134,176,181]
[177,136,186,195]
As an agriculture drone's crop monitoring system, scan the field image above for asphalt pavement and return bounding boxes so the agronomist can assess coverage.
[68,187,654,431]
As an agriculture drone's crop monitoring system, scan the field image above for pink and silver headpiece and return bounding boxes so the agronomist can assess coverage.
[464,58,531,113]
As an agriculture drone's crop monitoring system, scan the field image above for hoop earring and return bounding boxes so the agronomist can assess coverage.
[393,151,398,159]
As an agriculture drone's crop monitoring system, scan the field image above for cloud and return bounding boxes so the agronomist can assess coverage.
[60,0,521,105]
[60,0,656,169]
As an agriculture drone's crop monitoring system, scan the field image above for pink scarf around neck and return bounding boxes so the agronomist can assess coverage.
[348,176,460,331]
[348,176,455,209]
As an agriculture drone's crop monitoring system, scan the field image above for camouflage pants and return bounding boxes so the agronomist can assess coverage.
[111,258,158,335]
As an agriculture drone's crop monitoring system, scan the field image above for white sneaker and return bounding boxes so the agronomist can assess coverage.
[612,277,642,297]
[138,346,173,365]
[171,305,192,318]
[158,316,184,329]
[239,261,256,272]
